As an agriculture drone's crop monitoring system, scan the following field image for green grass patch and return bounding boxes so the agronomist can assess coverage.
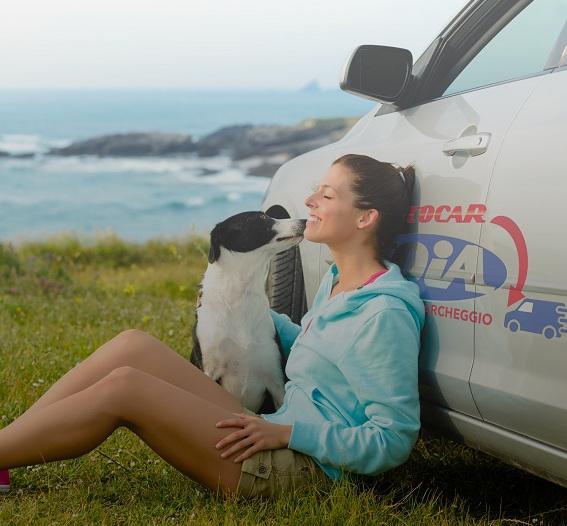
[0,232,565,524]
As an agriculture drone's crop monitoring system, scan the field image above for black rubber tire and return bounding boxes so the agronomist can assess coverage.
[266,244,308,324]
[261,245,306,414]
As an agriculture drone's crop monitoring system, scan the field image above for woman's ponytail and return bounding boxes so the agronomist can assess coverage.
[399,163,416,199]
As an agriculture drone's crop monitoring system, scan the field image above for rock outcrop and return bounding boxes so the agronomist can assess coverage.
[48,118,357,160]
[209,117,358,160]
[50,132,197,157]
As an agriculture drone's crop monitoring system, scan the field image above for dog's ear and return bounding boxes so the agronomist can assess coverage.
[208,226,221,263]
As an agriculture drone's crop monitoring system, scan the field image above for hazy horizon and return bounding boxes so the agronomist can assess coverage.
[2,0,468,90]
[0,85,351,91]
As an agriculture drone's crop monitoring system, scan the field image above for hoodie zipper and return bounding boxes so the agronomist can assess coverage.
[303,318,314,336]
[300,276,343,338]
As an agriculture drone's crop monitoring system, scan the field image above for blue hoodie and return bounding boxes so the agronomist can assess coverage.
[262,260,425,480]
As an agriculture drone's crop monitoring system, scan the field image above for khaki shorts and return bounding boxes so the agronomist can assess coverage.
[236,407,327,498]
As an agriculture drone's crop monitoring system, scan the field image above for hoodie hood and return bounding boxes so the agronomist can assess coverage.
[318,261,425,332]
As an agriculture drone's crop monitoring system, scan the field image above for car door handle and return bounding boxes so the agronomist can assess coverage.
[443,133,491,156]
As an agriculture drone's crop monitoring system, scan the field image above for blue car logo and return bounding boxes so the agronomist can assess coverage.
[394,233,507,302]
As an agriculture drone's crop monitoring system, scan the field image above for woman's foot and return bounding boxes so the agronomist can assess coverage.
[0,469,10,492]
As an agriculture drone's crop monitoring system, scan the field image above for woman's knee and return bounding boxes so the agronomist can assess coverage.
[96,366,142,415]
[114,328,152,347]
[97,329,159,363]
[100,365,140,388]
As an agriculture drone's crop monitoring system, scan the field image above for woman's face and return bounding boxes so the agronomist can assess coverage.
[304,162,371,246]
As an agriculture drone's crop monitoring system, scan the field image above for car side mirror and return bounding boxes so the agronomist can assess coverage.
[340,45,413,104]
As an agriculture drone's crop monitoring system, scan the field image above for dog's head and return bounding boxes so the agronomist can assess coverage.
[208,211,307,264]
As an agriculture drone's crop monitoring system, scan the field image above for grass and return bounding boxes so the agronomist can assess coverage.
[0,231,565,525]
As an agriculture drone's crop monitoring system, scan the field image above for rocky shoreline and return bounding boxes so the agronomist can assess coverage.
[28,117,358,177]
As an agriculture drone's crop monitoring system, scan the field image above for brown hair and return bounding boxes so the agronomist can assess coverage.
[332,153,415,266]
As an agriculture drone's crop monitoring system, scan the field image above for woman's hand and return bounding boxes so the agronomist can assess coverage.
[215,413,292,463]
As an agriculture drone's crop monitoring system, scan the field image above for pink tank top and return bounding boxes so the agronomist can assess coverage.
[356,268,388,289]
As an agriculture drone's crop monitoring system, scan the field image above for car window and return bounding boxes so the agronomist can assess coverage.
[519,302,533,314]
[443,0,567,96]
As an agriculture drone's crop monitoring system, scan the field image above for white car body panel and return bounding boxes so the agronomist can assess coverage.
[471,68,567,450]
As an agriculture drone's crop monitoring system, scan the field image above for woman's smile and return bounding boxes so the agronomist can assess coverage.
[306,214,321,224]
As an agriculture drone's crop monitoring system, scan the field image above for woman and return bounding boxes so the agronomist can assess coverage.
[0,153,424,498]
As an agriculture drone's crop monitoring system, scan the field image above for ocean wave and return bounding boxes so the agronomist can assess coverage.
[162,197,206,210]
[172,168,270,193]
[0,196,38,206]
[152,191,253,212]
[0,152,235,176]
[0,196,72,206]
[0,142,271,196]
[37,154,233,175]
[226,192,241,202]
[222,180,270,193]
[0,134,70,156]
[172,165,241,184]
[0,187,264,212]
[0,195,231,213]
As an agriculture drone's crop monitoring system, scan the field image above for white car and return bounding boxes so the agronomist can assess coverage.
[262,0,567,488]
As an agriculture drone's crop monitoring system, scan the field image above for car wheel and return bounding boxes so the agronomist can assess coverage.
[508,320,520,333]
[266,244,307,324]
[542,325,557,339]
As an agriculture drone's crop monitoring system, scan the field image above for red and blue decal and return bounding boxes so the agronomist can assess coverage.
[394,204,567,340]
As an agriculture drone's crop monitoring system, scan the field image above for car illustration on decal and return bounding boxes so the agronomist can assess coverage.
[504,299,567,339]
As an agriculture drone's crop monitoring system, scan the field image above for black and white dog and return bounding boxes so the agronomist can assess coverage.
[190,211,307,413]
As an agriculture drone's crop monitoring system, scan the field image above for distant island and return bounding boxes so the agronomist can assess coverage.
[300,80,322,92]
[27,116,359,178]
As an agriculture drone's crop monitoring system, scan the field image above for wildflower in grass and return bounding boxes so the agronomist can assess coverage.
[123,283,136,295]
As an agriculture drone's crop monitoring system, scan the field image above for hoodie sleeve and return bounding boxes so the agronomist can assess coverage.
[287,308,421,476]
[269,309,302,360]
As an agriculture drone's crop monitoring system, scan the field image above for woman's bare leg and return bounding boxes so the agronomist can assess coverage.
[21,329,242,418]
[0,366,247,495]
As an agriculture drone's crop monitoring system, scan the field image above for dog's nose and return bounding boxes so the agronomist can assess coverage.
[296,219,307,234]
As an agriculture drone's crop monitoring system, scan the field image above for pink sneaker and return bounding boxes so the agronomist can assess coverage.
[0,470,10,492]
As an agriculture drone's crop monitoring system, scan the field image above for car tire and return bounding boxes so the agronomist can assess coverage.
[542,325,557,339]
[266,244,307,324]
[508,320,520,333]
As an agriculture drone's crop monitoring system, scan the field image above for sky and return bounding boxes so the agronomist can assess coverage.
[0,0,469,90]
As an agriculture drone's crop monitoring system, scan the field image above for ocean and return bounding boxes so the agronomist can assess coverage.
[0,89,375,245]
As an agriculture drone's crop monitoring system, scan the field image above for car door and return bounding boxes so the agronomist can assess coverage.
[469,8,567,449]
[322,0,554,417]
